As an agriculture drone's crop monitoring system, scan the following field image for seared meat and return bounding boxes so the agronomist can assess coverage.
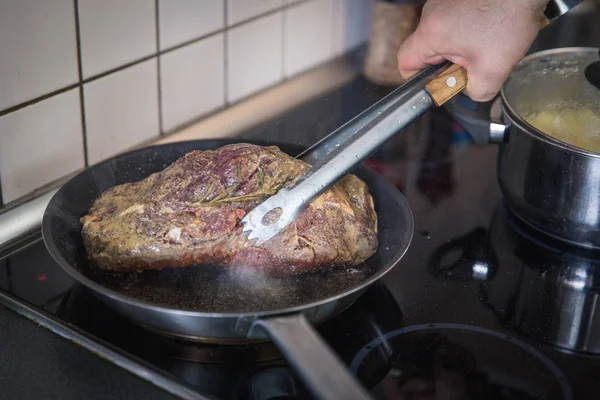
[81,143,378,275]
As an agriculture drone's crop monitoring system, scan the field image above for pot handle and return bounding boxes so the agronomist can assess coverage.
[252,313,373,400]
[446,96,510,145]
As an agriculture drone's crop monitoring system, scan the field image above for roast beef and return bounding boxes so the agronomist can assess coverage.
[81,143,378,275]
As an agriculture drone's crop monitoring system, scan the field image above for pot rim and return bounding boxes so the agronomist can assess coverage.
[500,46,600,158]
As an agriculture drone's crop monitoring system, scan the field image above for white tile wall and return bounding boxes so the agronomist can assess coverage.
[160,34,225,132]
[158,0,224,50]
[78,0,156,78]
[0,90,84,203]
[0,0,371,206]
[0,0,79,111]
[84,59,159,165]
[227,12,284,103]
[284,0,336,77]
[227,0,284,25]
[334,0,373,55]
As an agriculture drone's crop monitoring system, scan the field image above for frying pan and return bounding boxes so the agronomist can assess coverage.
[42,139,414,400]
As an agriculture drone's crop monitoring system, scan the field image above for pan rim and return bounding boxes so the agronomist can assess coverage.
[42,139,414,319]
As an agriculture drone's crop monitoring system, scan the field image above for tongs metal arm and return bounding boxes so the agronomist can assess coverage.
[298,61,452,165]
[241,62,453,245]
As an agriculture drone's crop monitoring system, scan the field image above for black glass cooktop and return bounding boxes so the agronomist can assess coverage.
[5,9,600,392]
[2,78,600,399]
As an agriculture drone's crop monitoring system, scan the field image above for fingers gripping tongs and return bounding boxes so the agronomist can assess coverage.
[241,0,581,246]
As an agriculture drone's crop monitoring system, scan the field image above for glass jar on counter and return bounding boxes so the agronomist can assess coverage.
[364,0,424,86]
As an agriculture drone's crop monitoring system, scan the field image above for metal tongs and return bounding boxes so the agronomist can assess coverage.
[241,0,582,246]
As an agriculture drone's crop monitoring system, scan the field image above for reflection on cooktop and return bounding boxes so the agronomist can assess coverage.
[374,324,571,400]
[57,281,404,400]
[483,202,600,356]
[426,200,600,359]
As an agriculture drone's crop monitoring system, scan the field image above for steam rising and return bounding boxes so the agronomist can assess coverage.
[84,256,377,314]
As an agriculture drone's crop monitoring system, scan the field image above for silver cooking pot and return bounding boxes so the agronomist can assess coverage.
[448,47,600,250]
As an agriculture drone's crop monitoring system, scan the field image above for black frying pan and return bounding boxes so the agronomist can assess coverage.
[42,139,414,400]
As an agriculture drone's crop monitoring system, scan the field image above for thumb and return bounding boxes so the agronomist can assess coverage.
[464,60,510,102]
[397,31,445,81]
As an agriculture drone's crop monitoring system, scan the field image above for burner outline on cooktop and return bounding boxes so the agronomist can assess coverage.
[349,323,573,400]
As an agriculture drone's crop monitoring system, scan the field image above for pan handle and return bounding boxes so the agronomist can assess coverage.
[253,313,373,400]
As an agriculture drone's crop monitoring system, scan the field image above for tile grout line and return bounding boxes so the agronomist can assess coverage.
[281,3,288,82]
[160,28,224,55]
[155,0,164,135]
[0,84,80,119]
[223,0,229,105]
[73,0,89,167]
[226,3,289,30]
[82,53,159,85]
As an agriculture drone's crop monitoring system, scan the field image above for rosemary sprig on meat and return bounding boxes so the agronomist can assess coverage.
[188,168,288,207]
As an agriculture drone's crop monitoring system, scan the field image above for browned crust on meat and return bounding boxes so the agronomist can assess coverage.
[80,143,378,276]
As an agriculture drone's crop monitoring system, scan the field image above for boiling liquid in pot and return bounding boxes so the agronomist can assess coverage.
[523,107,600,152]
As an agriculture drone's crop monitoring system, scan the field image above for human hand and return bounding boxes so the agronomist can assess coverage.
[397,0,549,102]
